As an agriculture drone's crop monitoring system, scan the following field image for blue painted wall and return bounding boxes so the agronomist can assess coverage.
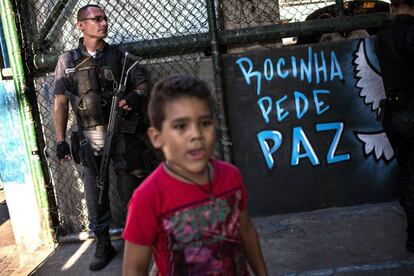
[0,80,30,184]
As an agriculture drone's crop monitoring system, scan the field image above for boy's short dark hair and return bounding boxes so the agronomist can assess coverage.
[148,75,213,130]
[77,4,103,21]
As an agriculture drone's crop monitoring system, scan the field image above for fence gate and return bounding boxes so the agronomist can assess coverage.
[13,0,390,239]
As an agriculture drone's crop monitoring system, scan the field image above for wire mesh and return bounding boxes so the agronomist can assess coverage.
[279,0,336,22]
[18,0,210,237]
[219,0,337,30]
[14,0,390,237]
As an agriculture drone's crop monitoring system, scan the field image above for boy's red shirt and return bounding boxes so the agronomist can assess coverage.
[123,159,250,275]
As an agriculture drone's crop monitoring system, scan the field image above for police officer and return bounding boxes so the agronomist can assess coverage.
[53,4,152,270]
[375,0,414,252]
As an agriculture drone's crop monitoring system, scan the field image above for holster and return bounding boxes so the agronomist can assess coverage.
[70,131,86,165]
[118,112,140,134]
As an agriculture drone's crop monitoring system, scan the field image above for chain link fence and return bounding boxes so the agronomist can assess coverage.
[219,0,336,29]
[13,0,390,239]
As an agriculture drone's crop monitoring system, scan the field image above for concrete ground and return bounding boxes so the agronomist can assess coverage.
[3,199,414,275]
[254,202,414,275]
[0,189,18,275]
[0,190,53,276]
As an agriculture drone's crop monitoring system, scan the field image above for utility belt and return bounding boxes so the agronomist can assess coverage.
[70,113,142,163]
[79,114,142,133]
[82,125,107,132]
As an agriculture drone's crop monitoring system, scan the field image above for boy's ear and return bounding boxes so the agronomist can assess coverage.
[148,127,163,149]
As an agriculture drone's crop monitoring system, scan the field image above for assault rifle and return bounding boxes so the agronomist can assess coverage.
[97,52,142,205]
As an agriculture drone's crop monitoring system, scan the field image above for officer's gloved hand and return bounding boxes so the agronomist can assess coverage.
[124,91,145,111]
[56,140,71,162]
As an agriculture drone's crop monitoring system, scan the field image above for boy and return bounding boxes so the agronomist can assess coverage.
[122,75,268,275]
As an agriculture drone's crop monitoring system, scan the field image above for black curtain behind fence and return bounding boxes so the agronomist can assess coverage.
[13,0,391,239]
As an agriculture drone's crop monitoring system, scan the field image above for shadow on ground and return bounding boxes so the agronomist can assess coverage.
[26,201,414,275]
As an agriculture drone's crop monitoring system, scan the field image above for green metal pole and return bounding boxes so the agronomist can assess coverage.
[0,0,53,242]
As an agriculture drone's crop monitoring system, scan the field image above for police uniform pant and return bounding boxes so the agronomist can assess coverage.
[82,155,112,233]
[384,110,414,240]
[83,133,151,232]
[112,132,154,204]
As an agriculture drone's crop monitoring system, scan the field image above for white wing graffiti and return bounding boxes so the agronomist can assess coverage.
[356,132,394,161]
[353,39,394,161]
[354,40,386,112]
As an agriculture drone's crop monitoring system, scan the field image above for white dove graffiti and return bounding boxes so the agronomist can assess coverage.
[353,39,394,161]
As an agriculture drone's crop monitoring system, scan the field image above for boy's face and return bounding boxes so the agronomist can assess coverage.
[148,97,216,177]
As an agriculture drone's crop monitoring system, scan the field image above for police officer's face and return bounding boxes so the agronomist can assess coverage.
[78,7,108,39]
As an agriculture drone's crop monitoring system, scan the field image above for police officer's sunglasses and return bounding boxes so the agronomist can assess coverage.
[80,16,108,23]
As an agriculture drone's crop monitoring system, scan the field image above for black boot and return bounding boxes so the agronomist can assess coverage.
[89,228,116,271]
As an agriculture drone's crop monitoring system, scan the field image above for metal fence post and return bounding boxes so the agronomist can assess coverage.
[15,0,392,237]
[336,0,345,16]
[206,0,233,162]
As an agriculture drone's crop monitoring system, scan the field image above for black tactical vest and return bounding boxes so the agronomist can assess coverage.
[67,46,122,129]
